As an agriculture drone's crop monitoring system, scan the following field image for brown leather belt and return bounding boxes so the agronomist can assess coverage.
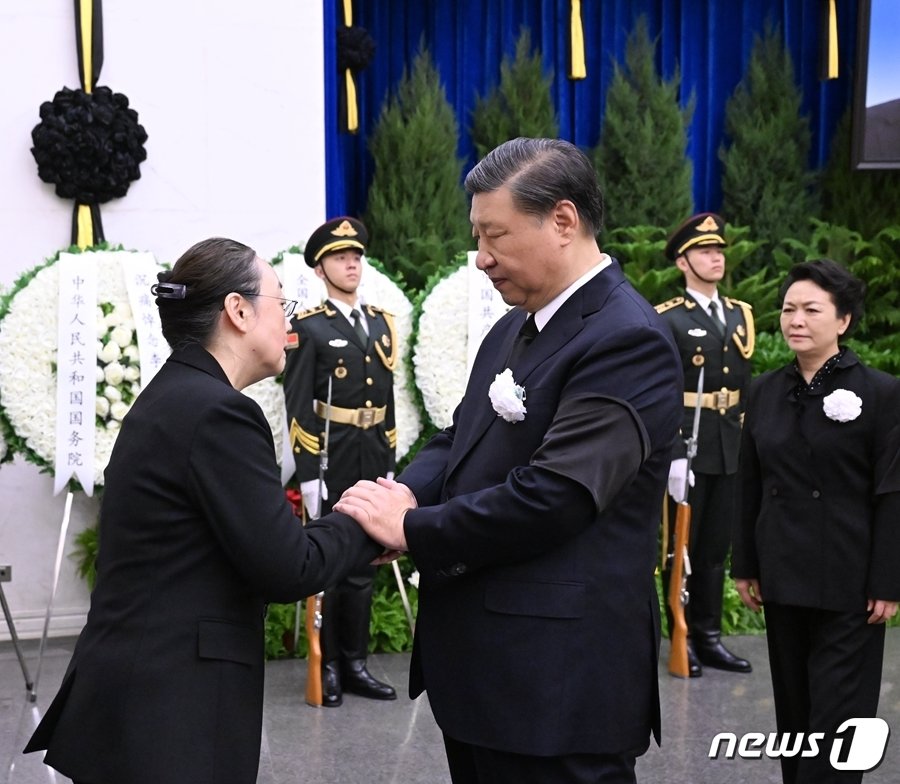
[314,400,386,429]
[684,389,740,411]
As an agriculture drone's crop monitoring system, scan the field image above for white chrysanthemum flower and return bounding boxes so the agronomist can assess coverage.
[104,362,125,386]
[413,267,470,429]
[822,388,862,422]
[111,325,133,348]
[110,401,130,421]
[488,368,526,423]
[99,341,121,364]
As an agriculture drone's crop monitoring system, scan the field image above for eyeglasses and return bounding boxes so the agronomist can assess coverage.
[246,294,299,318]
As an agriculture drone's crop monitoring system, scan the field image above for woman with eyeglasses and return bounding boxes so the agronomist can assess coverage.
[25,237,381,784]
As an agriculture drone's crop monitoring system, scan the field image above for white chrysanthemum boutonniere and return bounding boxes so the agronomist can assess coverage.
[822,388,862,422]
[489,368,526,423]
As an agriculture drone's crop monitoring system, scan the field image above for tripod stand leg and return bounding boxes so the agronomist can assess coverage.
[30,491,74,702]
[0,581,33,693]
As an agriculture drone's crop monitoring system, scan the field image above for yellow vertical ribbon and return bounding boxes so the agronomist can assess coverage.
[569,0,586,80]
[342,0,358,132]
[76,205,93,249]
[826,0,838,79]
[79,0,94,94]
[77,0,95,248]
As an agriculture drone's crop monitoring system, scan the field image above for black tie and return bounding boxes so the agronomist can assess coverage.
[351,308,368,347]
[507,316,538,367]
[708,300,725,338]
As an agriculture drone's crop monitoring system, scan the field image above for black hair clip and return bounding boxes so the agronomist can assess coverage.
[151,282,188,299]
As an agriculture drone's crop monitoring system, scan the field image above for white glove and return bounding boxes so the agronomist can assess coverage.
[300,479,328,519]
[667,458,695,503]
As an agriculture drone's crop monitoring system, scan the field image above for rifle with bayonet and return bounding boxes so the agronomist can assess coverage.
[304,376,332,707]
[667,367,704,679]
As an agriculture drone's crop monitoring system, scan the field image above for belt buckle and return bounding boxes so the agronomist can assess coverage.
[357,408,376,428]
[714,390,730,410]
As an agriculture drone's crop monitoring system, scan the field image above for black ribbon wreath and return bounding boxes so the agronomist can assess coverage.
[31,85,148,205]
[337,25,376,73]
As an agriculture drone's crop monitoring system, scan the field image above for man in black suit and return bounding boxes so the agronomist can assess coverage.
[655,212,754,677]
[337,138,683,784]
[283,217,397,706]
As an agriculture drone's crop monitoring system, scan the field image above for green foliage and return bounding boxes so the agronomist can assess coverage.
[820,108,900,238]
[72,522,100,591]
[719,24,817,258]
[265,602,304,660]
[364,41,471,292]
[263,560,418,659]
[592,16,694,231]
[604,225,680,303]
[470,28,559,160]
[368,557,418,653]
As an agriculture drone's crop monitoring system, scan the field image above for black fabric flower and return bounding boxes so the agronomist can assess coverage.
[31,86,148,204]
[337,25,376,73]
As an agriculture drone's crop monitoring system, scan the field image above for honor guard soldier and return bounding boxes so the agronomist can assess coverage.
[656,212,754,677]
[283,217,398,706]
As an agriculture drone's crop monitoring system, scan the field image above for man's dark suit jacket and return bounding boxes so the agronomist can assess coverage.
[25,344,379,784]
[399,261,683,757]
[733,349,900,610]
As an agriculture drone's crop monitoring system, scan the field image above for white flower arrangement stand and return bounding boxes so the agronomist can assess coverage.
[0,567,35,696]
[26,491,75,701]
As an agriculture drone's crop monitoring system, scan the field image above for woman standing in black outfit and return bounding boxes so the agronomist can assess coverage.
[733,259,900,784]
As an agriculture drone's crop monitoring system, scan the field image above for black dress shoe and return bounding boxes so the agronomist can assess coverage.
[342,659,397,700]
[694,638,752,673]
[322,661,343,707]
[687,641,702,678]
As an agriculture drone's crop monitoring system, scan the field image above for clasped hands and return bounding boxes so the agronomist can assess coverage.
[334,477,418,564]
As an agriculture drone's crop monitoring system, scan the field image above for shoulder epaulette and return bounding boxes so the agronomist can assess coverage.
[365,304,395,318]
[724,297,753,311]
[654,296,685,314]
[293,304,330,321]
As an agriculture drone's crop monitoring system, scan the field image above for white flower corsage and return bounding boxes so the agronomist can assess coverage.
[489,368,526,423]
[822,389,862,422]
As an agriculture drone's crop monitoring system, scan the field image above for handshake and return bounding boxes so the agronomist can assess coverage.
[302,476,418,559]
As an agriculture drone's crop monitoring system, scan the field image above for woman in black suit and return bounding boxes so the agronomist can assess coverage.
[733,259,900,784]
[25,238,380,783]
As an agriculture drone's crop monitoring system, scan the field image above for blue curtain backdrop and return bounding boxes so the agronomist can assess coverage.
[325,0,857,223]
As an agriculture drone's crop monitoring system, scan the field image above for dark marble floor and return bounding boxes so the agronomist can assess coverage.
[2,630,898,783]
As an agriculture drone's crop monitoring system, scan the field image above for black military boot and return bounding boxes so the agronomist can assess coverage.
[339,574,396,701]
[320,591,343,707]
[661,567,702,678]
[690,566,752,673]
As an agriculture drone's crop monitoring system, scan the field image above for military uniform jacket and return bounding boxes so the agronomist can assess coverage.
[732,350,900,611]
[398,262,683,756]
[283,300,396,500]
[24,344,380,783]
[655,292,754,474]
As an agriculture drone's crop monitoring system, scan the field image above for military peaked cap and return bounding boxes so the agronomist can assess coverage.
[665,212,727,260]
[304,216,368,267]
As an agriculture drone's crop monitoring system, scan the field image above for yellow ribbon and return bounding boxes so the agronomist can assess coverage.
[79,0,94,94]
[342,0,359,132]
[569,0,586,80]
[345,70,359,133]
[77,0,95,247]
[76,204,93,250]
[826,0,838,79]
